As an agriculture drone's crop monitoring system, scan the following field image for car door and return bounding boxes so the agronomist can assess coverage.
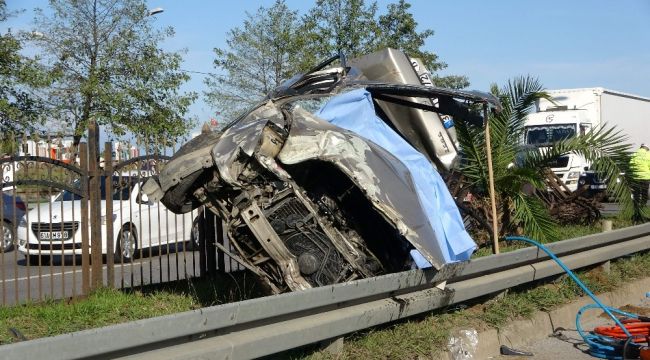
[133,181,167,251]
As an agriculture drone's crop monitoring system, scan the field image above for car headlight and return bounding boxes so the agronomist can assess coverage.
[100,214,117,225]
[18,216,27,228]
[566,171,581,180]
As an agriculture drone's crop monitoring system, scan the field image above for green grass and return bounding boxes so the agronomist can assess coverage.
[0,272,265,345]
[471,214,635,258]
[0,288,195,344]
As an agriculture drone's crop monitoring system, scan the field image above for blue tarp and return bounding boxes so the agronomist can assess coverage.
[315,89,476,266]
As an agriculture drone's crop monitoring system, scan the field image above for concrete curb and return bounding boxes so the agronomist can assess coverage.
[444,277,650,360]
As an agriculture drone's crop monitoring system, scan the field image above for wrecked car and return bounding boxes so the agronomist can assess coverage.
[144,48,501,293]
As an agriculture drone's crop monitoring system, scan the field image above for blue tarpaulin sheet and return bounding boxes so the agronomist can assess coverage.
[315,89,476,266]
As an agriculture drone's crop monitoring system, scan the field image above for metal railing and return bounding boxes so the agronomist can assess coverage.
[1,137,229,306]
[2,223,649,359]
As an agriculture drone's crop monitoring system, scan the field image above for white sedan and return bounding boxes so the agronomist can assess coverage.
[17,176,201,264]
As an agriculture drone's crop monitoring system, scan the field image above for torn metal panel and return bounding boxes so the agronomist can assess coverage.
[211,102,286,186]
[348,48,458,170]
[278,108,448,270]
[240,202,311,291]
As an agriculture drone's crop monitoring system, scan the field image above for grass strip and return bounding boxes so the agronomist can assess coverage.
[0,271,264,345]
[0,288,195,344]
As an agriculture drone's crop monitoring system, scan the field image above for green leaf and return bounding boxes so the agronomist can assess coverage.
[512,193,559,242]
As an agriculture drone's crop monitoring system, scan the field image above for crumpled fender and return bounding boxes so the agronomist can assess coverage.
[211,101,287,186]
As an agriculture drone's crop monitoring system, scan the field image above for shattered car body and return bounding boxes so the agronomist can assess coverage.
[144,49,500,293]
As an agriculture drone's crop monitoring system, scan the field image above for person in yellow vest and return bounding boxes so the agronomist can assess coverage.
[630,144,650,207]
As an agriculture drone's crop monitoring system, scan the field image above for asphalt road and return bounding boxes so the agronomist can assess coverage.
[0,246,203,306]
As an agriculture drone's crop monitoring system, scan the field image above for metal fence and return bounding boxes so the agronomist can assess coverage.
[0,133,237,306]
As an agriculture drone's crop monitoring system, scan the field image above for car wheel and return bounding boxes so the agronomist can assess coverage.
[1,221,14,253]
[115,225,138,263]
[188,217,203,251]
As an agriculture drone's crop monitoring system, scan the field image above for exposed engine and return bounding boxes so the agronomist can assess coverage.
[203,164,394,292]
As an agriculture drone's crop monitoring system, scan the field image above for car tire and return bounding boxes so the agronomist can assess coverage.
[115,225,138,263]
[2,221,14,253]
[188,217,203,251]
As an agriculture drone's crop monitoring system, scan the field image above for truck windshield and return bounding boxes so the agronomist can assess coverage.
[525,124,576,145]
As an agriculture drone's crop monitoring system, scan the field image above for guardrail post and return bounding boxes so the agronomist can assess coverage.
[601,220,613,232]
[599,219,613,274]
[320,337,344,355]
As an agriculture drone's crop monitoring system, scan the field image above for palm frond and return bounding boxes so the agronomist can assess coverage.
[506,76,551,135]
[458,76,549,192]
[512,193,559,242]
[455,113,488,189]
[496,167,546,193]
[522,125,637,214]
[456,75,641,245]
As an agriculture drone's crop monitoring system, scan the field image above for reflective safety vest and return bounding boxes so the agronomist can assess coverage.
[630,148,650,180]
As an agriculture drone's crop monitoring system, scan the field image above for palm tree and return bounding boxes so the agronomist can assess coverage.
[454,76,639,244]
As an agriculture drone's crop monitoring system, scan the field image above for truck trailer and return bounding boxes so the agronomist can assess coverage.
[523,88,650,192]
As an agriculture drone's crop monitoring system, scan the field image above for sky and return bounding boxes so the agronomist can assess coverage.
[3,0,650,131]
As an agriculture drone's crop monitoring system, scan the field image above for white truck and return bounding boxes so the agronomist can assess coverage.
[523,88,650,192]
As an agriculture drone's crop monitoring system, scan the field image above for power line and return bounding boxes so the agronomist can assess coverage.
[180,69,216,76]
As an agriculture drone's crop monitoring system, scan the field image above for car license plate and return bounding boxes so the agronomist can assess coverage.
[39,231,69,240]
[590,184,607,189]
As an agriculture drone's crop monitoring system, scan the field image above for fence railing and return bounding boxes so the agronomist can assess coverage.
[0,136,237,306]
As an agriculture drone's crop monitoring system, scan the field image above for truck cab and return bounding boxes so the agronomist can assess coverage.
[523,87,650,193]
[523,108,594,191]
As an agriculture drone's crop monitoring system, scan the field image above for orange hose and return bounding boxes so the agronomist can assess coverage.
[594,320,650,343]
[640,346,650,360]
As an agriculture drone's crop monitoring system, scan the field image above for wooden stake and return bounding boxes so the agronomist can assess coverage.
[484,104,500,254]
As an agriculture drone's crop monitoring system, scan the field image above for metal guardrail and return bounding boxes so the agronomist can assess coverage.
[3,223,650,360]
